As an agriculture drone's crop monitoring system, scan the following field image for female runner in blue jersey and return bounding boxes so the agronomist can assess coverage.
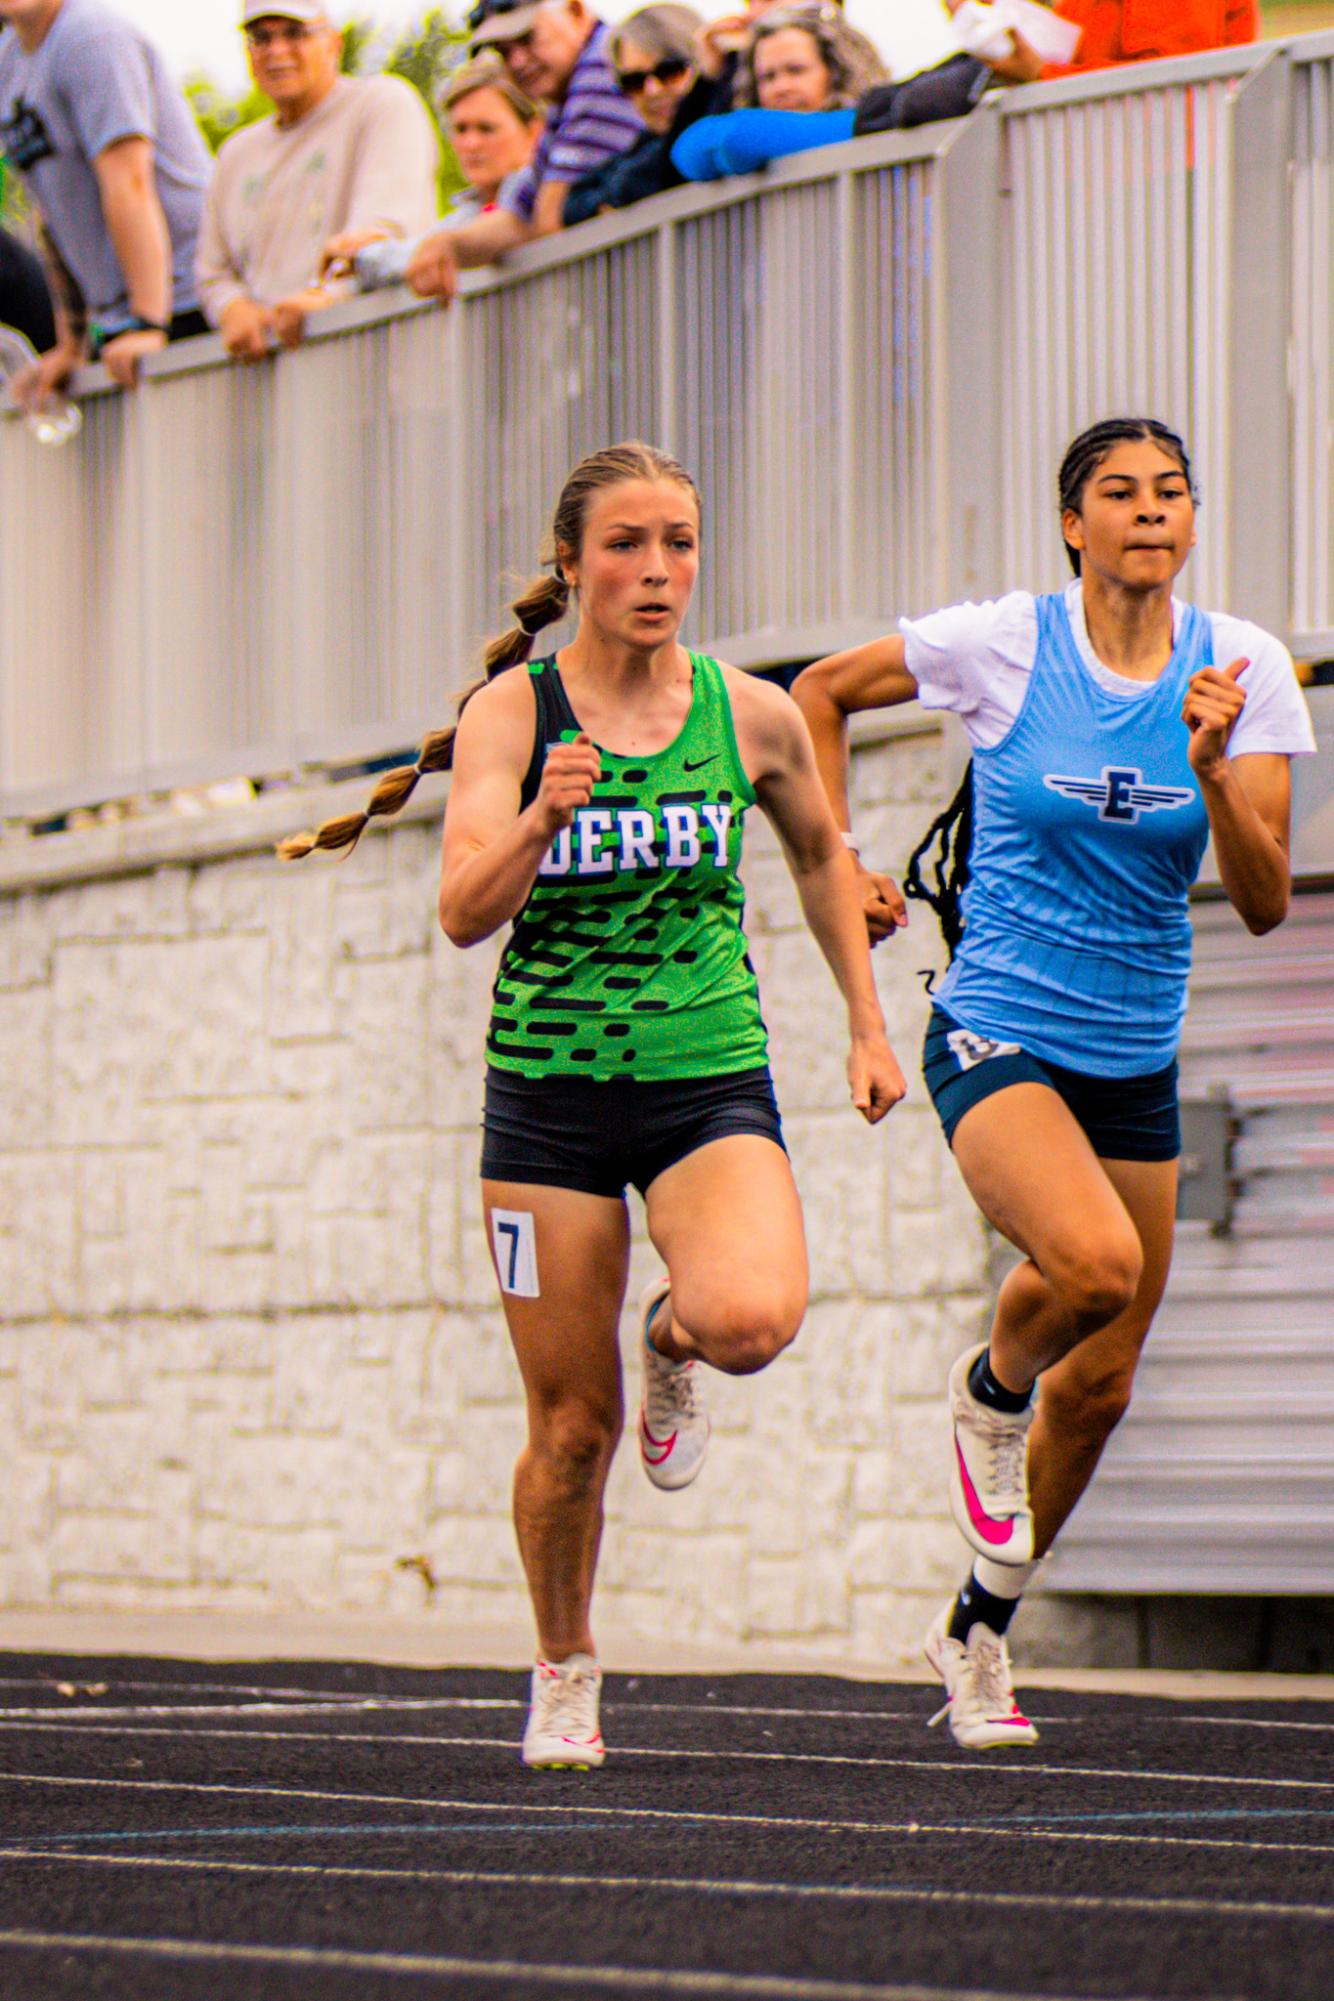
[796,417,1315,1749]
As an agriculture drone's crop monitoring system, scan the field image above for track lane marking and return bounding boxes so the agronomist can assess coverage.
[2,1686,1333,1733]
[0,1927,1198,2000]
[0,1845,1330,1925]
[1,1773,1331,1855]
[3,1725,1332,1794]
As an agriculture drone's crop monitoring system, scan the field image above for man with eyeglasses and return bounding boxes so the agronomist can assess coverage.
[406,0,643,301]
[197,4,439,361]
[0,0,210,402]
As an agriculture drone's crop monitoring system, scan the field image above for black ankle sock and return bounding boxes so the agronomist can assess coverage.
[969,1347,1032,1414]
[948,1570,1021,1643]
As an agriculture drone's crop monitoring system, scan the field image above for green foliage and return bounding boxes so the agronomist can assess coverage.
[185,75,272,156]
[385,8,472,205]
[0,153,35,237]
[340,18,378,73]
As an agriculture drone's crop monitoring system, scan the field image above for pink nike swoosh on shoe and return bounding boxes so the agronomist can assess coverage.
[954,1436,1016,1547]
[639,1418,677,1465]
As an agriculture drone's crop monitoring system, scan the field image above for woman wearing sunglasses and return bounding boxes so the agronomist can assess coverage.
[564,5,721,224]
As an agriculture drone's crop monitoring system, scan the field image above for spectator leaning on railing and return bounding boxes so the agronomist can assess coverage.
[672,4,887,183]
[407,0,644,302]
[0,0,210,398]
[196,4,439,361]
[354,57,541,290]
[439,57,542,223]
[564,4,718,225]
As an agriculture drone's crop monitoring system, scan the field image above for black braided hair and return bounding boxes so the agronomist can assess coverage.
[1058,417,1198,575]
[904,761,973,964]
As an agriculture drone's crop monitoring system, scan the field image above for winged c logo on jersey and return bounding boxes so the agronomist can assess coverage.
[1044,765,1196,825]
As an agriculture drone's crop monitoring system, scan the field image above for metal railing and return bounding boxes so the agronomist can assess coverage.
[1,35,1330,819]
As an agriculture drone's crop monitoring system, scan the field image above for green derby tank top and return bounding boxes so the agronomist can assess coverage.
[487,653,769,1082]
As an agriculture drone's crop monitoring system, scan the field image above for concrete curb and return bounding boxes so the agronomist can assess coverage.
[0,1611,1330,1701]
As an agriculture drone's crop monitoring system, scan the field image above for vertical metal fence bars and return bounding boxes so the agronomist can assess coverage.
[997,44,1275,611]
[1,42,1331,821]
[1292,36,1334,653]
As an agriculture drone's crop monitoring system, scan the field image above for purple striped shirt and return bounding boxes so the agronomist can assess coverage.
[502,21,644,222]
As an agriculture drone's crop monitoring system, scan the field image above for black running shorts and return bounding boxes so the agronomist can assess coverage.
[481,1065,786,1198]
[923,1006,1180,1162]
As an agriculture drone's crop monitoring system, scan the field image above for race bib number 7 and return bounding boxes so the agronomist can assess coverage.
[490,1209,540,1298]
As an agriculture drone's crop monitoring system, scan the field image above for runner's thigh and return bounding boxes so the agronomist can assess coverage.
[950,1082,1141,1277]
[482,1181,632,1417]
[643,1134,808,1336]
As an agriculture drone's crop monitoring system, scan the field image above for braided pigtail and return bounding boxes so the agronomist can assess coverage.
[277,568,571,863]
[904,762,974,963]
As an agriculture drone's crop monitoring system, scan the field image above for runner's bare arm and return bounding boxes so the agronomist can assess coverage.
[730,671,907,1123]
[1182,659,1292,935]
[437,678,601,947]
[1202,751,1292,936]
[792,639,918,945]
[791,637,919,832]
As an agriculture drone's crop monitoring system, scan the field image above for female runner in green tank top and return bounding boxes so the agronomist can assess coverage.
[283,442,905,1770]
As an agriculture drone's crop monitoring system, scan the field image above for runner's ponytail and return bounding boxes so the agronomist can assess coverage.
[277,568,571,862]
[904,762,974,963]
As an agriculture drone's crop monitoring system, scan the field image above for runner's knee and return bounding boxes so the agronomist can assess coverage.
[688,1297,802,1376]
[1048,1236,1142,1329]
[528,1397,622,1481]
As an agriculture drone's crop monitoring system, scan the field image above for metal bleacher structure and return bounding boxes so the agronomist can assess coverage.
[2,35,1333,1598]
[3,34,1333,815]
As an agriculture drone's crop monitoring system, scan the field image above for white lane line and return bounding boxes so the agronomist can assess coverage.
[0,1927,1181,2001]
[0,1701,506,1722]
[3,1687,1332,1733]
[0,1846,1330,1926]
[2,1723,1331,1795]
[1,1772,1330,1856]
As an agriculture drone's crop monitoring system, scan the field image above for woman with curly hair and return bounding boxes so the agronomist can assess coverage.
[671,3,888,182]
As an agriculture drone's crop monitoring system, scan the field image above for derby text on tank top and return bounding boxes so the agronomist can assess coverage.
[937,592,1212,1077]
[488,653,769,1082]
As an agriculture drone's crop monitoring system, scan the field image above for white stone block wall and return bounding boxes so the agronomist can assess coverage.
[0,717,1116,1666]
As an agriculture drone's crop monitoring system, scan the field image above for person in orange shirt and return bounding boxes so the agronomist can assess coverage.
[951,0,1259,83]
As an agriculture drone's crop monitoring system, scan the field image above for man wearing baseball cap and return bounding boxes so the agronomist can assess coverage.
[197,5,439,359]
[0,0,211,400]
[406,0,642,302]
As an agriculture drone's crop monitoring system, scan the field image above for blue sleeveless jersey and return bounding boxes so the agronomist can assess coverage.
[936,592,1212,1077]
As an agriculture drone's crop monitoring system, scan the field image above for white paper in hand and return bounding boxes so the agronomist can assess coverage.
[954,0,1083,67]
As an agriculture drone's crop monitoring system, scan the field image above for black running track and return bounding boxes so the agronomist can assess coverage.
[0,1656,1330,2001]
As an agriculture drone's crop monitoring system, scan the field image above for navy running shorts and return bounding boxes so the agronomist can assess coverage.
[923,1006,1180,1162]
[481,1065,787,1198]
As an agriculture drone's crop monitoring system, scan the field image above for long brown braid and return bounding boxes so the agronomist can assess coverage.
[278,440,701,862]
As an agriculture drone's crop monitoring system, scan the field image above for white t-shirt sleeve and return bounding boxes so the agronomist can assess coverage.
[899,590,1037,750]
[1207,614,1317,758]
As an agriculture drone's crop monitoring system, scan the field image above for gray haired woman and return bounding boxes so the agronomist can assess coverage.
[564,3,724,225]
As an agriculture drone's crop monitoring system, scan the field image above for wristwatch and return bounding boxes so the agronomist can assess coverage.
[90,315,170,358]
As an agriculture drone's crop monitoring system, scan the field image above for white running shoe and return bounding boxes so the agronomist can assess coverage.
[924,1601,1038,1750]
[637,1275,710,1491]
[521,1655,605,1769]
[948,1342,1035,1566]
